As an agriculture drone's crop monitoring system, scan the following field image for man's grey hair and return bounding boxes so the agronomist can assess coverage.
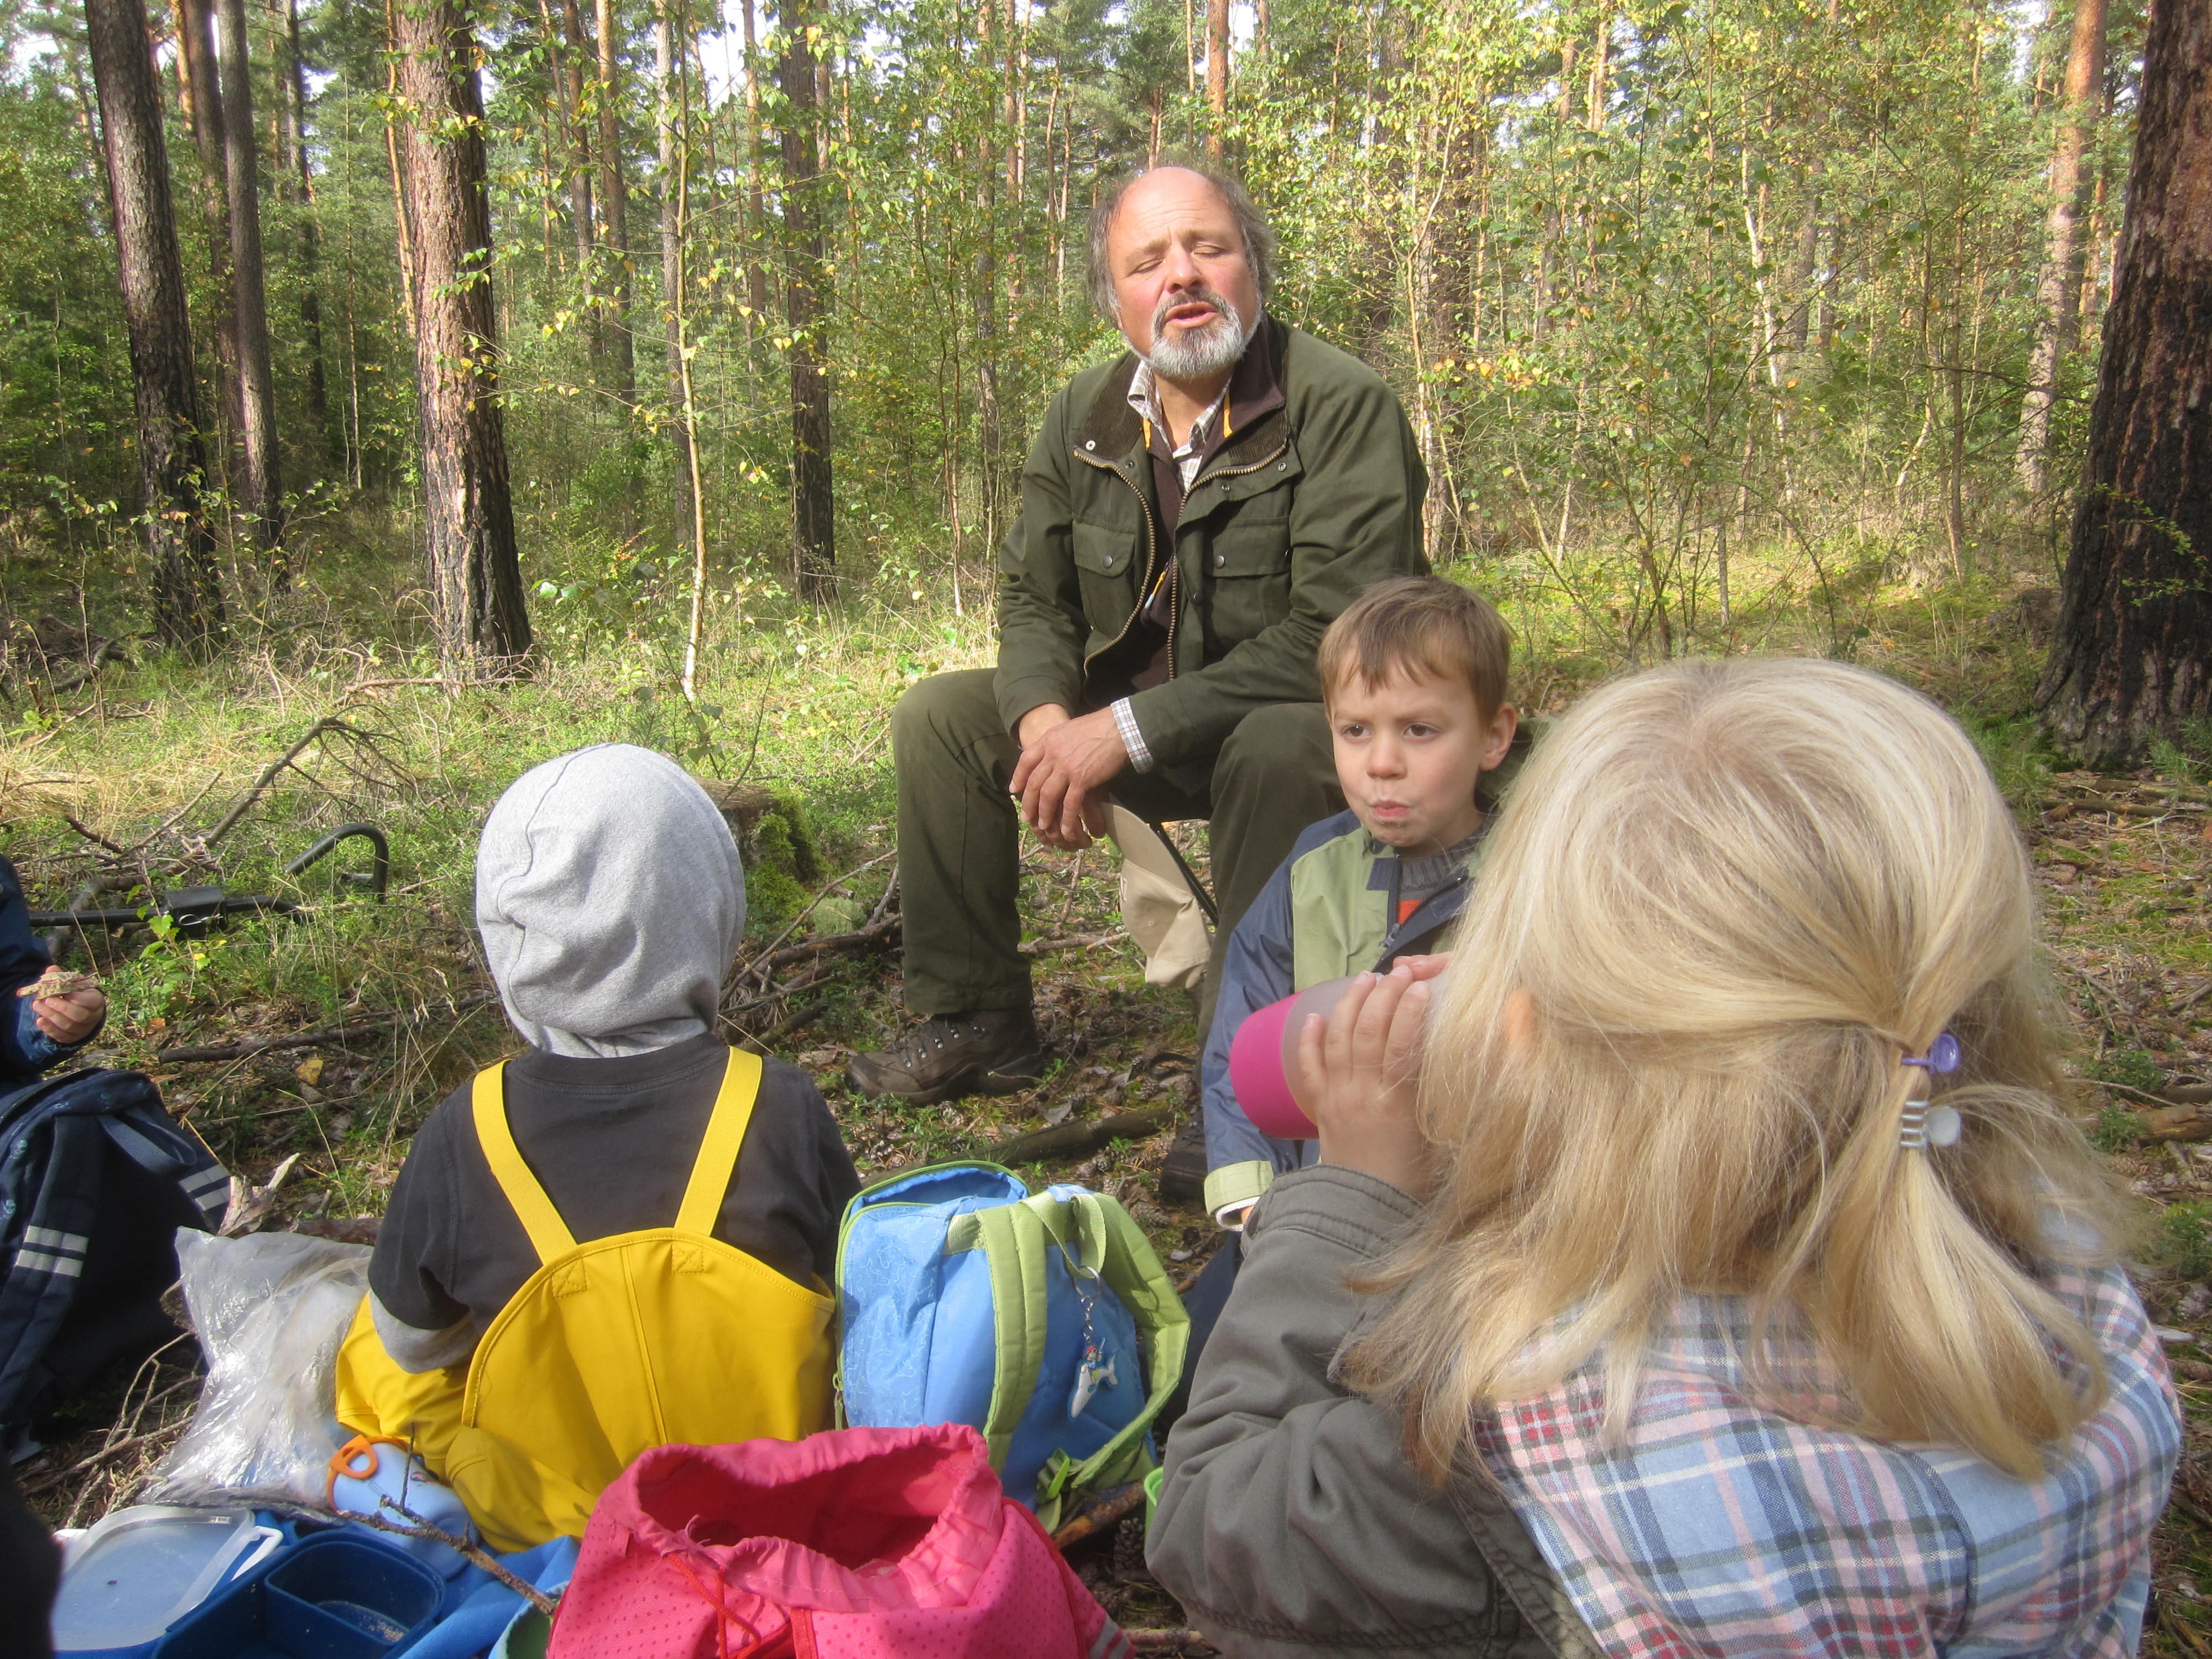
[1086,159,1279,317]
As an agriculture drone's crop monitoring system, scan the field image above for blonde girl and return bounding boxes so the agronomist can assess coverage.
[1147,658,2179,1659]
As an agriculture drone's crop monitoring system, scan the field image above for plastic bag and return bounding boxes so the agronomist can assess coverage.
[142,1228,369,1509]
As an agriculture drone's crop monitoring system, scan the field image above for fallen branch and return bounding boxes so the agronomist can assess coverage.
[61,813,127,855]
[47,640,126,695]
[983,1106,1174,1168]
[299,1499,557,1615]
[1051,1480,1146,1549]
[202,717,393,848]
[751,912,902,972]
[1021,931,1122,957]
[732,998,830,1056]
[156,990,500,1063]
[20,1420,187,1494]
[1125,1631,1213,1652]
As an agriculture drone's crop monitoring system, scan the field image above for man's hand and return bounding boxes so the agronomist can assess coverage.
[1293,963,1436,1198]
[1009,705,1126,850]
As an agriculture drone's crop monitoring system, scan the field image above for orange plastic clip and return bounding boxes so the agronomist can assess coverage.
[326,1431,414,1509]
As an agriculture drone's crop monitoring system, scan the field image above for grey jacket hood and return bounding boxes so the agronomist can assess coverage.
[476,744,745,1057]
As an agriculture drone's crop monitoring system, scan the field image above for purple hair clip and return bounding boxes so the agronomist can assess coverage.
[1899,1032,1963,1151]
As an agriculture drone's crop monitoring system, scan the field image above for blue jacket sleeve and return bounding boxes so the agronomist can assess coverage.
[0,857,96,1079]
[1200,851,1303,1178]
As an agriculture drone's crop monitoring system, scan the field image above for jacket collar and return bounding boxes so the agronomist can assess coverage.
[1077,314,1287,468]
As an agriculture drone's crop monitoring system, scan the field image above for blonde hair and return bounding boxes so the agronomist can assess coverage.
[1348,657,2127,1481]
[1318,576,1512,718]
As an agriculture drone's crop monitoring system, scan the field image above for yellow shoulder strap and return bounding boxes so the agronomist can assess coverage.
[472,1062,577,1265]
[674,1047,763,1237]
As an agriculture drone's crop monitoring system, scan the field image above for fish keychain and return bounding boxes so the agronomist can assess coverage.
[1067,1249,1115,1420]
[1070,1348,1118,1420]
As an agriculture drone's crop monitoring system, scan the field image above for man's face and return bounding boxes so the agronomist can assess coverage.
[1105,169,1261,384]
[1329,665,1517,859]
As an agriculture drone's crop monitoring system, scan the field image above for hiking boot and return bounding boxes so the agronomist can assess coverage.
[845,1009,1046,1105]
[1157,1114,1208,1206]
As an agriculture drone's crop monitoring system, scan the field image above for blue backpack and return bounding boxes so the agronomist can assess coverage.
[834,1162,1188,1528]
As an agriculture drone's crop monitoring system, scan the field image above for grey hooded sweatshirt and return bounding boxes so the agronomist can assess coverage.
[367,745,858,1369]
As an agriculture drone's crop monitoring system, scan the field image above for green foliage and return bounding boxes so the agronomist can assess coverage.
[2088,1103,2145,1154]
[2092,1048,2167,1097]
[747,788,827,926]
[2157,1201,2212,1285]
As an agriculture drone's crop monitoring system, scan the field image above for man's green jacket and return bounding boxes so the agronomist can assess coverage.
[993,316,1430,775]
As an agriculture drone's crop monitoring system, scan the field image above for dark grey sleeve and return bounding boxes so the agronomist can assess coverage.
[366,1089,473,1340]
[1146,1166,1553,1658]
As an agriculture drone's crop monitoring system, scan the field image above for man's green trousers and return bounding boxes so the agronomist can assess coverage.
[892,668,1340,1036]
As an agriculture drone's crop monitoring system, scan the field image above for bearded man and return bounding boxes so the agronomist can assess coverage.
[848,161,1430,1193]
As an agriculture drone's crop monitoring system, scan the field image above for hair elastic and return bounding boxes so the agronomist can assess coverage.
[1899,1032,1963,1151]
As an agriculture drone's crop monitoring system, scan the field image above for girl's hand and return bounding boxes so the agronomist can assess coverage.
[33,988,104,1045]
[1292,963,1434,1198]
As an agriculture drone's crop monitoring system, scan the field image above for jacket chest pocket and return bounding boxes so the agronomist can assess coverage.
[1071,518,1141,638]
[1197,502,1293,648]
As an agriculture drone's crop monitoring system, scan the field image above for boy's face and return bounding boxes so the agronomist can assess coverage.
[1329,665,1517,859]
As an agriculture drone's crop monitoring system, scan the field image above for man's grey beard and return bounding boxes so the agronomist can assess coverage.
[1143,294,1255,382]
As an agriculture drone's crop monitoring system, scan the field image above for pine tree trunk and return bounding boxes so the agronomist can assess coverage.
[216,0,286,572]
[277,0,335,467]
[777,0,834,605]
[85,0,226,651]
[2035,0,2212,767]
[389,0,531,669]
[173,0,242,493]
[594,0,636,408]
[2016,0,2109,496]
[1206,0,1227,155]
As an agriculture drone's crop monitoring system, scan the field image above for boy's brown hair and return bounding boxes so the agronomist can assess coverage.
[1318,575,1512,716]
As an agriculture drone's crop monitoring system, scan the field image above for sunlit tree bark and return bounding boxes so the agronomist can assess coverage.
[85,0,226,650]
[777,0,834,604]
[216,0,286,571]
[390,0,531,668]
[2037,0,2212,766]
[2016,0,2109,495]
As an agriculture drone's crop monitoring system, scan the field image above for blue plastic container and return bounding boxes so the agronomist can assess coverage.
[153,1533,443,1659]
[53,1507,284,1658]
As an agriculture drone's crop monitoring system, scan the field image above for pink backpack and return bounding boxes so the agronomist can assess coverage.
[547,1424,1133,1659]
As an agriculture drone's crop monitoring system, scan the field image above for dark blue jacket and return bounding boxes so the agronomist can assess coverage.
[0,857,100,1081]
[1197,808,1484,1226]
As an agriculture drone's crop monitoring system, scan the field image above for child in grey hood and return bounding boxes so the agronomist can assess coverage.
[347,743,858,1373]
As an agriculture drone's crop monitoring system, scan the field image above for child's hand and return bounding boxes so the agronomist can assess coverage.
[32,987,105,1045]
[1292,962,1434,1198]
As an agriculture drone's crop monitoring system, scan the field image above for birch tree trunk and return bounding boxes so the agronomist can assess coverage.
[390,0,531,669]
[2036,0,2212,765]
[2016,0,2108,496]
[217,0,287,571]
[85,0,226,650]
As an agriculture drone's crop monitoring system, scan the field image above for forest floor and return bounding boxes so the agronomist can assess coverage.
[9,542,2212,1651]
